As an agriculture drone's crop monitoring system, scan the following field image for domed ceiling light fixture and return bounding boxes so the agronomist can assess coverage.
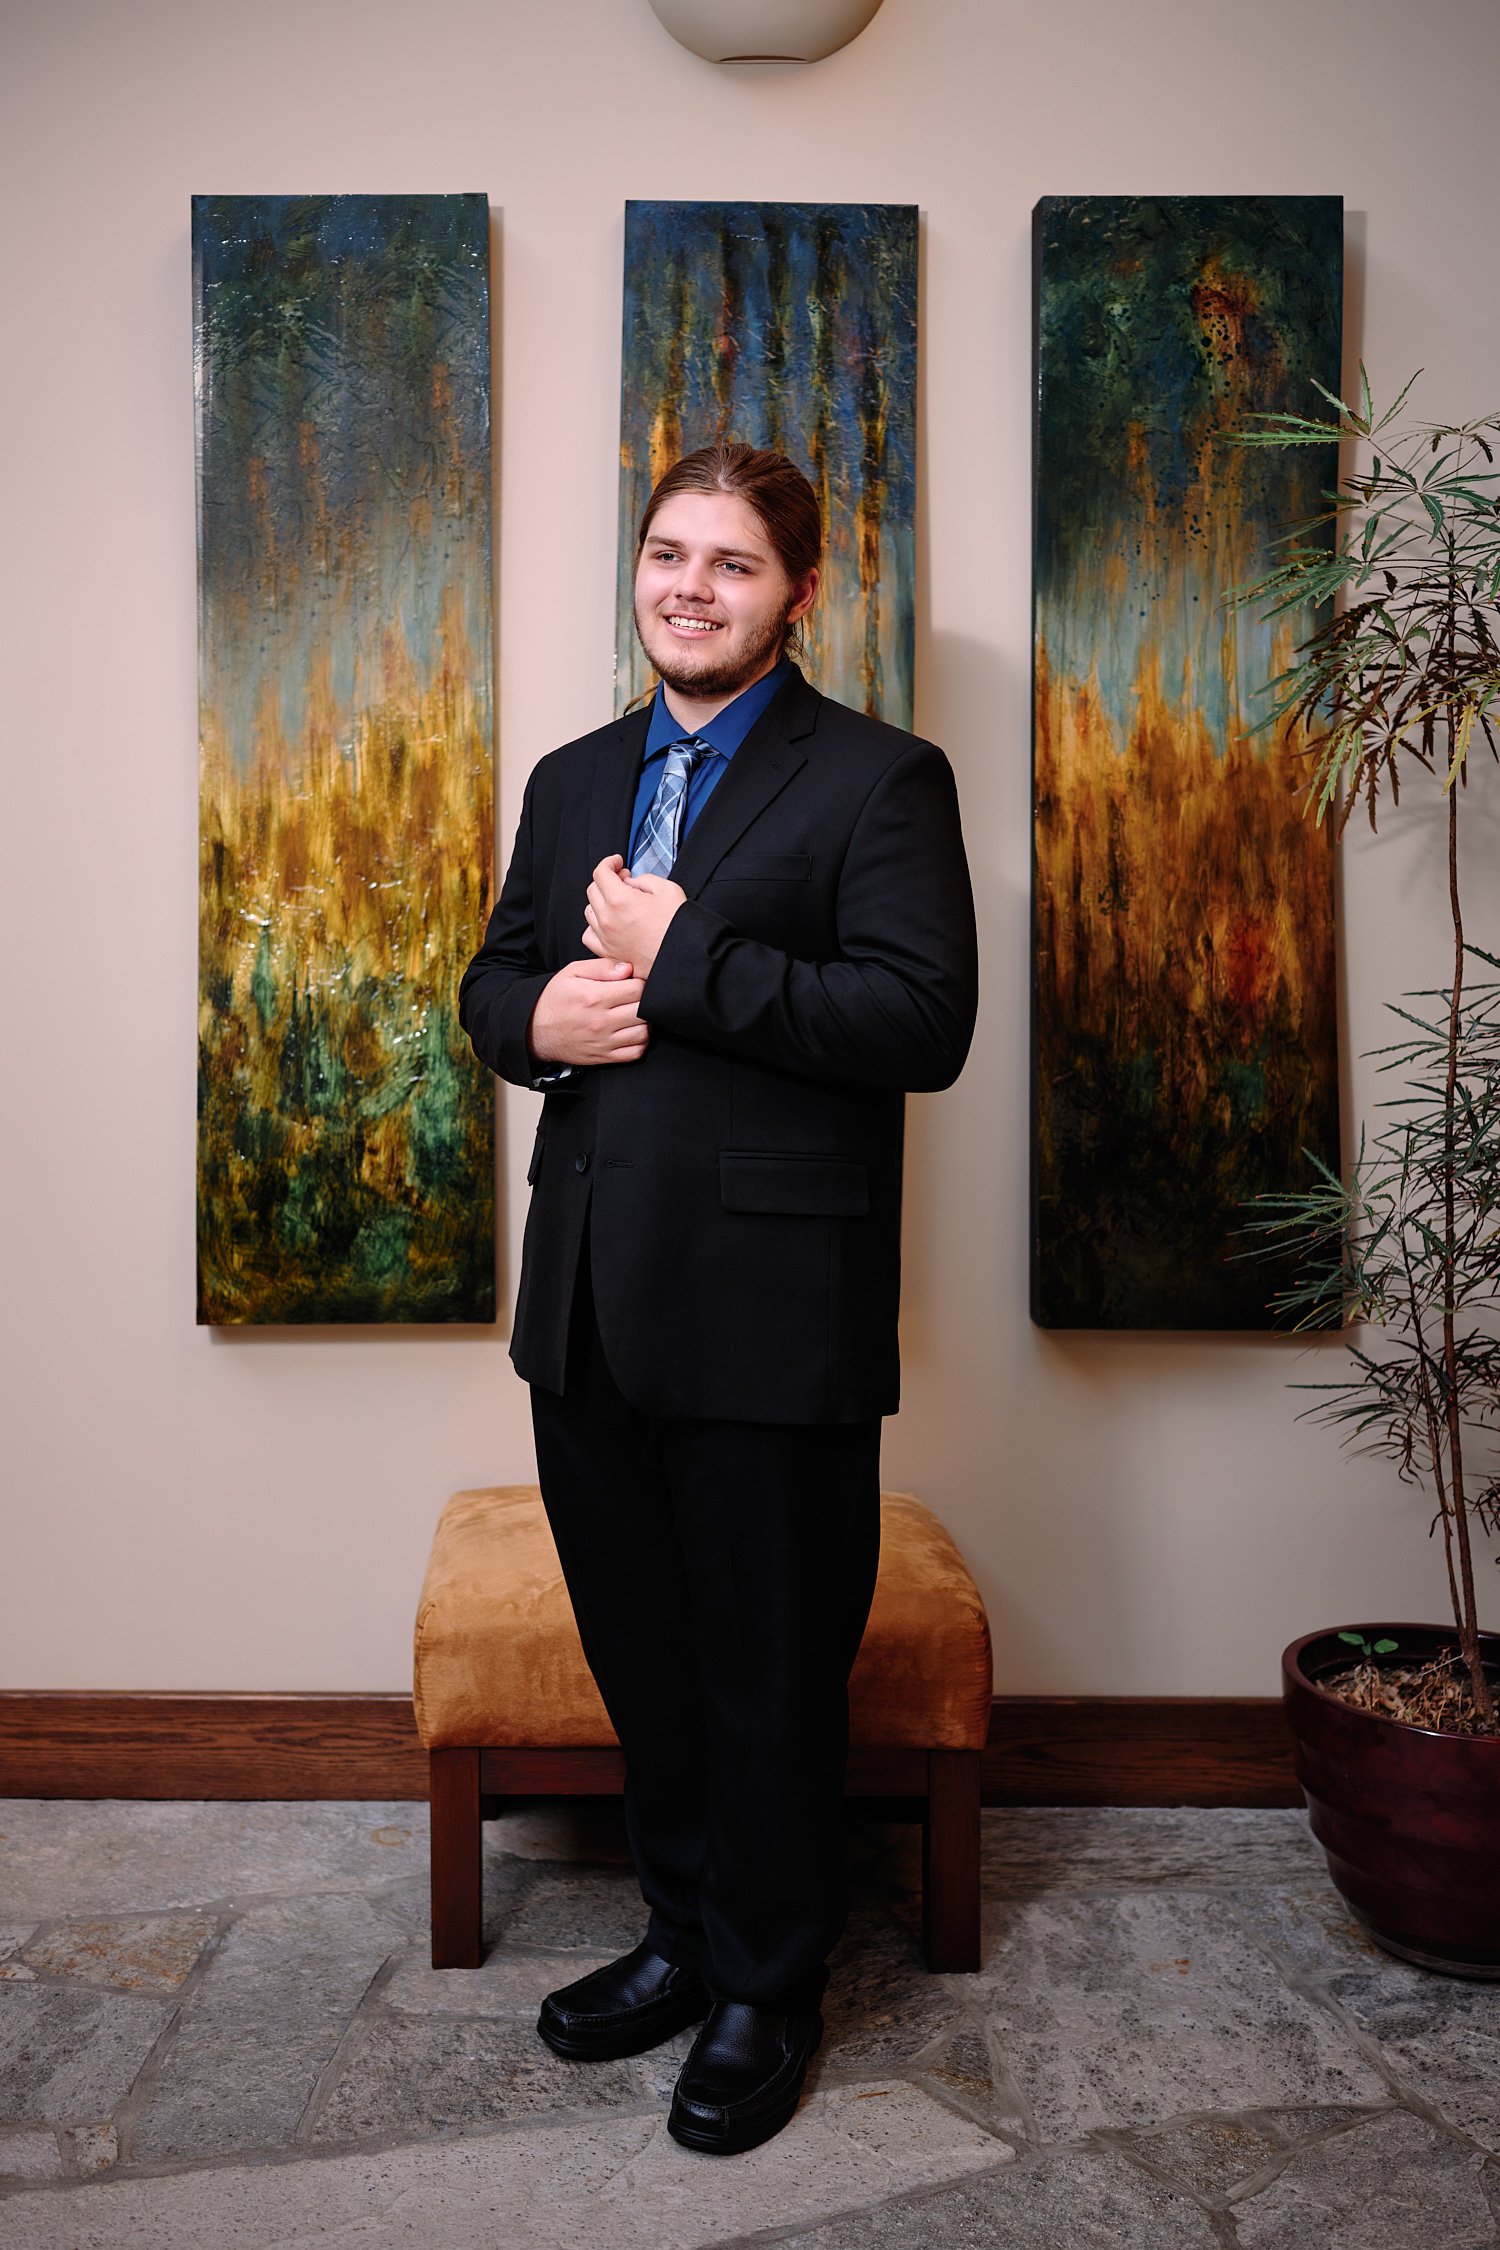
[647,0,885,65]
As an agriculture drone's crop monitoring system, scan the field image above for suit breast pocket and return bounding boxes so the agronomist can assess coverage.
[713,851,813,883]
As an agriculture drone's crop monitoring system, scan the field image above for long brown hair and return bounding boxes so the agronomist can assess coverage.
[637,443,822,657]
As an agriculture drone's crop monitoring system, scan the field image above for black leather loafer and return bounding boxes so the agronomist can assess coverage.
[667,1998,823,2154]
[538,1943,710,2061]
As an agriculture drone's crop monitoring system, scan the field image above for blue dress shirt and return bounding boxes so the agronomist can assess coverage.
[627,659,793,870]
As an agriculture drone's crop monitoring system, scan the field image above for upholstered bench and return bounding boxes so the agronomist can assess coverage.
[414,1485,992,1974]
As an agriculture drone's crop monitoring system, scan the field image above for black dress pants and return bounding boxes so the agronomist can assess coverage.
[529,1225,882,2009]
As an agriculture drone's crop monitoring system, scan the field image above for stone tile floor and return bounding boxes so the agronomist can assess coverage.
[0,1800,1496,2246]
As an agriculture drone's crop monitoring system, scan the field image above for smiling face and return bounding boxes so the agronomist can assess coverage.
[633,489,819,713]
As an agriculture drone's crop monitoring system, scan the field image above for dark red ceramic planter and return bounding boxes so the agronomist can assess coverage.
[1283,1624,1500,1979]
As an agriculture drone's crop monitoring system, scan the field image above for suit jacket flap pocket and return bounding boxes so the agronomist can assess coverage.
[720,1151,869,1217]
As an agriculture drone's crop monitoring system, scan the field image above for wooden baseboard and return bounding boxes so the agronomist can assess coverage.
[0,1692,1299,1808]
[985,1696,1299,1809]
[0,1694,428,1801]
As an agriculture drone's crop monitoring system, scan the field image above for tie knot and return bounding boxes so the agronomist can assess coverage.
[667,735,711,771]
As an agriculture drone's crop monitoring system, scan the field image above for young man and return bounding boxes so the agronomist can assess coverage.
[459,444,977,2154]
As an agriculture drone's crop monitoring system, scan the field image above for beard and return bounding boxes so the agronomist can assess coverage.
[634,592,794,699]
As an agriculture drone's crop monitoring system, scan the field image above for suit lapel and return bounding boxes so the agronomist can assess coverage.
[670,671,822,898]
[587,706,652,872]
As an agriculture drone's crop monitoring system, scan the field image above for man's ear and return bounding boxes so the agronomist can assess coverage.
[787,567,820,627]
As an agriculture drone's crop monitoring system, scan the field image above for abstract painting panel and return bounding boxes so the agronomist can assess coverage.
[1032,195,1343,1328]
[195,194,496,1324]
[617,200,917,725]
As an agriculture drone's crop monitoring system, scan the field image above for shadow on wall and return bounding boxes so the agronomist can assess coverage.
[895,628,1021,1370]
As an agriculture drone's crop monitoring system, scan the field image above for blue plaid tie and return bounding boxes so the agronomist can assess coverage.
[631,736,714,879]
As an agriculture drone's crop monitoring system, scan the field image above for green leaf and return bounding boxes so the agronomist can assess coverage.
[1373,1637,1400,1655]
[1230,430,1344,449]
[1308,374,1369,433]
[1371,369,1424,431]
[1241,410,1344,435]
[1338,1630,1367,1648]
[1444,704,1476,792]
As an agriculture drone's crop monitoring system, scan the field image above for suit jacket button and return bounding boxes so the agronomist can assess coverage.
[574,1153,590,1174]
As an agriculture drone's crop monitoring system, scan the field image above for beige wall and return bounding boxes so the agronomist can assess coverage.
[4,0,1497,1696]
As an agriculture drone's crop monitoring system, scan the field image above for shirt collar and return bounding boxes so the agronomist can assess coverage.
[643,657,794,763]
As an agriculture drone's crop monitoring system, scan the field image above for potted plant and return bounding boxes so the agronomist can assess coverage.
[1233,371,1500,1975]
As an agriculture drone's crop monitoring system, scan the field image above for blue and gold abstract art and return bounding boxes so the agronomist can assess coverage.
[1032,195,1344,1329]
[194,194,496,1324]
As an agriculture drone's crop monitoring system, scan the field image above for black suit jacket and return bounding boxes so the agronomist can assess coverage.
[459,668,978,1424]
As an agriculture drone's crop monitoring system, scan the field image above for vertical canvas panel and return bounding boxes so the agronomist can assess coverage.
[617,201,918,725]
[195,194,496,1324]
[1032,196,1343,1329]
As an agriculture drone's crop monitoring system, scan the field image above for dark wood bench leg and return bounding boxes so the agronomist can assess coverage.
[429,1747,483,1968]
[922,1748,981,1972]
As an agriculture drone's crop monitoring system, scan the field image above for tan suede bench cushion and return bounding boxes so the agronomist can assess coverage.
[414,1485,992,1754]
